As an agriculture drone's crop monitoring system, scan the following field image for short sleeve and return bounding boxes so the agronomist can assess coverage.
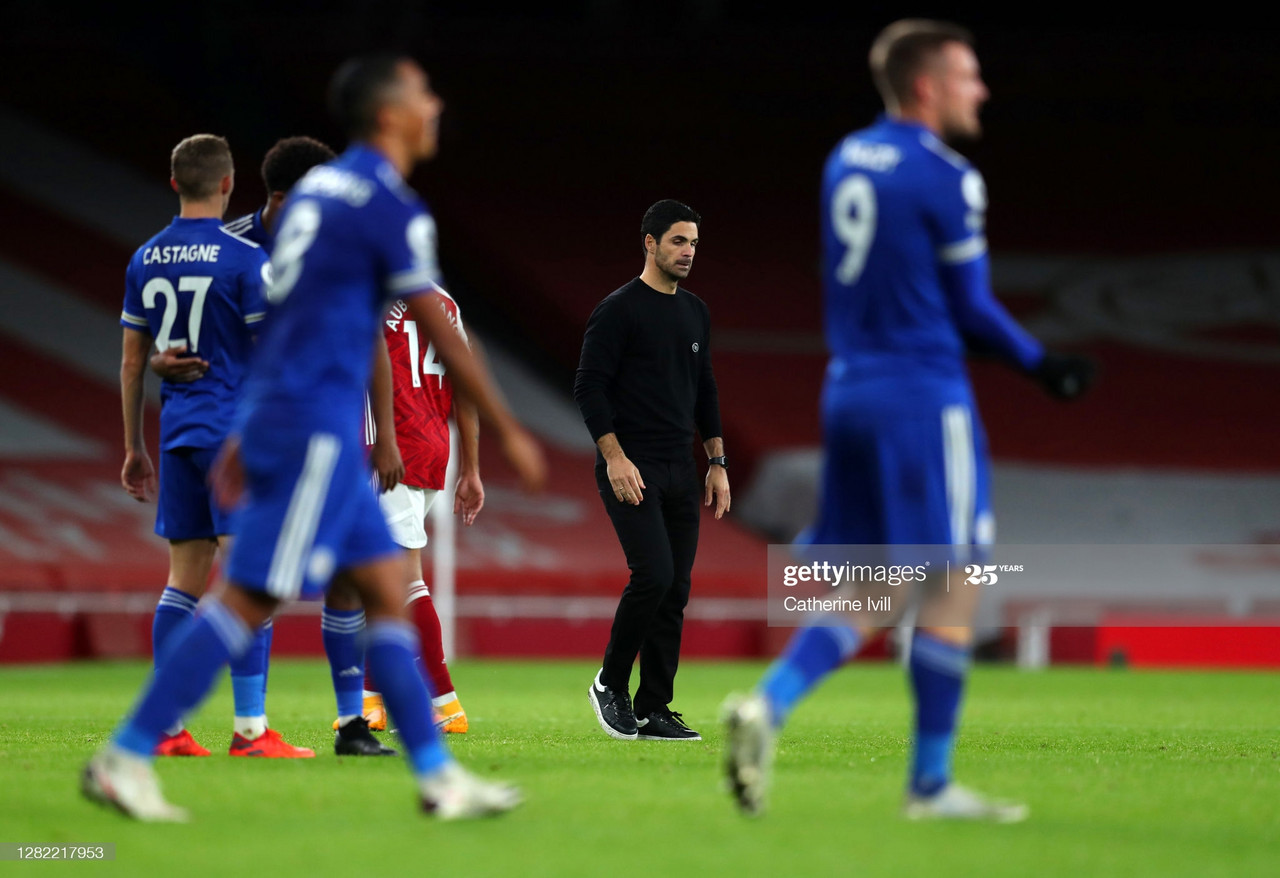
[452,300,470,347]
[930,167,988,266]
[381,203,442,297]
[120,254,149,332]
[243,251,270,327]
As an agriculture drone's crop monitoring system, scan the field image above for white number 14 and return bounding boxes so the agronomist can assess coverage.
[403,319,446,388]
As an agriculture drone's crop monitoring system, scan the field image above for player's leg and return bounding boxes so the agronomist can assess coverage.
[371,484,467,731]
[748,390,877,728]
[151,448,226,755]
[902,409,1025,821]
[323,578,368,728]
[152,447,216,648]
[591,458,674,740]
[215,531,277,746]
[343,548,519,818]
[405,545,468,732]
[724,385,888,814]
[633,458,700,740]
[328,574,397,756]
[347,484,426,732]
[150,448,219,754]
[167,442,308,758]
[83,582,279,821]
[153,539,214,666]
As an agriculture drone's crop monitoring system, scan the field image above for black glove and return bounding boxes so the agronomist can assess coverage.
[1032,352,1096,400]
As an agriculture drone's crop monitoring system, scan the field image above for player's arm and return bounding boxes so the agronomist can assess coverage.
[403,292,545,491]
[695,310,729,519]
[149,346,208,382]
[939,252,1042,370]
[441,305,483,523]
[453,394,483,525]
[368,330,404,493]
[940,255,1094,399]
[120,328,156,502]
[574,297,644,504]
[934,169,1093,400]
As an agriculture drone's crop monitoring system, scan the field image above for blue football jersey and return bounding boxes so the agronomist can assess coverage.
[238,144,441,436]
[820,115,1041,381]
[222,208,272,249]
[121,217,269,450]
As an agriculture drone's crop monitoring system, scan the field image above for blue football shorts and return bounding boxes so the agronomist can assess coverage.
[224,426,400,600]
[156,445,230,541]
[808,374,993,552]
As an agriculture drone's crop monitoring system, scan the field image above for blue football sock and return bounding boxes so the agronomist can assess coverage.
[322,607,366,719]
[908,630,971,797]
[114,599,252,758]
[229,621,273,719]
[151,586,198,668]
[364,619,450,776]
[759,620,861,728]
[259,619,273,704]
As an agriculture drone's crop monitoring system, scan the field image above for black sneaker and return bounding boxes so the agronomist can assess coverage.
[636,708,702,741]
[335,716,398,756]
[588,669,638,740]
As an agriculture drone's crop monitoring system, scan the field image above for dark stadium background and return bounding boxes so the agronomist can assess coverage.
[5,6,1276,350]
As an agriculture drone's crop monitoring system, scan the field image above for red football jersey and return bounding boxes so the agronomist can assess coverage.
[365,287,466,490]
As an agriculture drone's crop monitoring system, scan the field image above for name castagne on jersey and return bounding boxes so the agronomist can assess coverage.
[142,244,226,265]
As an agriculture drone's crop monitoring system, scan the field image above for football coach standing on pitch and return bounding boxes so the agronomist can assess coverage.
[575,199,729,743]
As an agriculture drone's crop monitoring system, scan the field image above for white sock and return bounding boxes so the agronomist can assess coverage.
[164,721,185,737]
[431,691,458,708]
[418,760,460,797]
[234,715,267,739]
[362,689,381,700]
[336,714,359,728]
[107,742,152,768]
[405,580,430,605]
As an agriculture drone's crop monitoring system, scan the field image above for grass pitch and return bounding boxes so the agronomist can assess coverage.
[1,659,1277,877]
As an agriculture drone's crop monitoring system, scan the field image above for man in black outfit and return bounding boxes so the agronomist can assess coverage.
[574,199,731,742]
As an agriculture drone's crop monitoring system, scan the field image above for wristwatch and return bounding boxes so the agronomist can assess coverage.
[708,455,728,469]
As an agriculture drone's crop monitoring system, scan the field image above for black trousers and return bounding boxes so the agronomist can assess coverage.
[595,456,701,717]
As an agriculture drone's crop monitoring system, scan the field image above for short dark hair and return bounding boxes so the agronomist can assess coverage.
[328,53,414,139]
[641,199,701,251]
[170,134,233,200]
[261,136,337,193]
[869,19,974,110]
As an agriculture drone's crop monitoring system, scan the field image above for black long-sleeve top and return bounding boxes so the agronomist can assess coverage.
[574,277,722,464]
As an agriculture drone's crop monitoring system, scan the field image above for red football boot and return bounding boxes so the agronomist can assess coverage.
[228,728,315,758]
[154,729,211,757]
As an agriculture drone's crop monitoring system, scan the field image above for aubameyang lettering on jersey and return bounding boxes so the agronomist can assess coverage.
[840,140,902,172]
[142,244,222,265]
[384,297,460,334]
[296,166,375,206]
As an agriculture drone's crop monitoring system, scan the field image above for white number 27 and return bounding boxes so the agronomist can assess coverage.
[831,174,877,285]
[141,276,212,351]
